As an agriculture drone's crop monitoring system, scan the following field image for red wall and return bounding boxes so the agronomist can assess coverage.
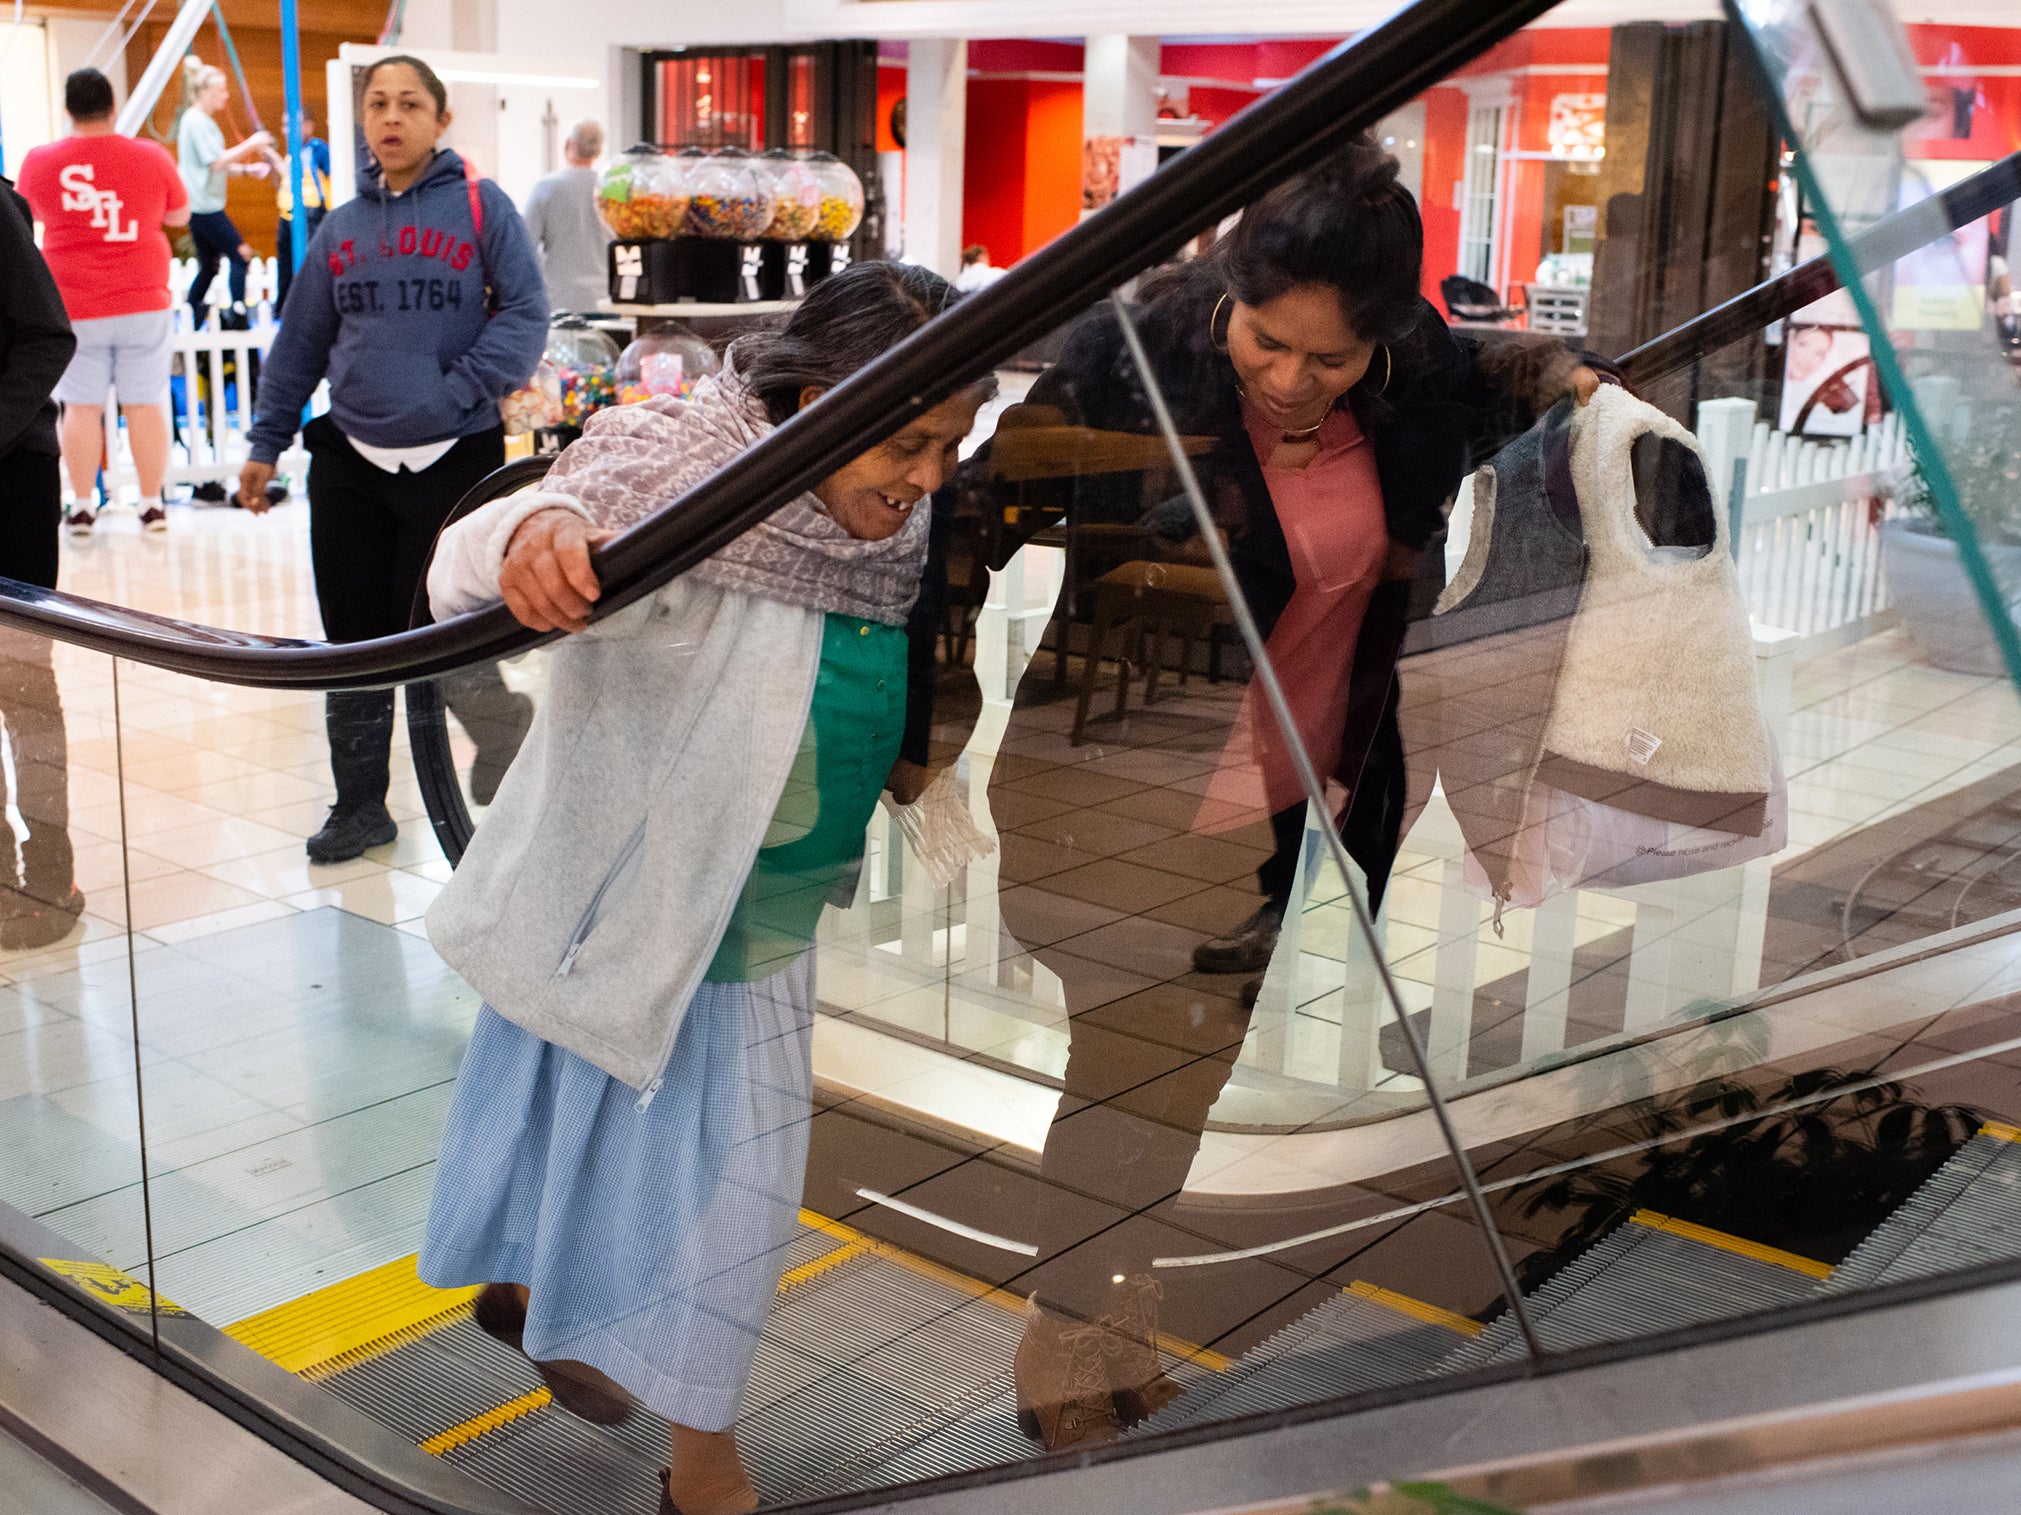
[1413,28,1612,303]
[1420,86,1469,308]
[1903,24,2021,163]
[877,64,906,154]
[960,77,1082,265]
[1022,80,1084,254]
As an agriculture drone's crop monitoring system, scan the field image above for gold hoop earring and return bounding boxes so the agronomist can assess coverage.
[1372,343,1392,398]
[1209,293,1232,354]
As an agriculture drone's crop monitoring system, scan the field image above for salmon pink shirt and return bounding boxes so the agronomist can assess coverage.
[1239,405,1389,813]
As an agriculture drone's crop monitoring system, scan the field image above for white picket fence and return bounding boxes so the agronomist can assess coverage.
[170,253,284,330]
[85,258,319,505]
[1698,396,1910,653]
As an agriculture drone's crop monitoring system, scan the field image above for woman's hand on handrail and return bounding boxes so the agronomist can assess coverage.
[500,507,609,633]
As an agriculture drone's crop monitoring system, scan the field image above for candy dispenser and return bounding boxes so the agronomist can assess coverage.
[758,149,821,241]
[615,324,721,406]
[596,144,689,240]
[501,359,564,435]
[803,151,864,243]
[534,316,622,450]
[685,149,772,240]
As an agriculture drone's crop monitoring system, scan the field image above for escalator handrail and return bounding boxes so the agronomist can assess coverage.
[1619,147,2021,388]
[0,0,1560,690]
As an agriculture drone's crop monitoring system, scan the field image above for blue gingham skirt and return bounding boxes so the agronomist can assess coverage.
[417,954,816,1431]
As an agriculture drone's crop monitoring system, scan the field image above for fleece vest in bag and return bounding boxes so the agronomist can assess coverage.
[1423,386,1782,913]
[1534,384,1774,835]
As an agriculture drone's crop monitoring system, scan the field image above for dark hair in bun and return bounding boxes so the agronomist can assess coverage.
[1218,135,1424,346]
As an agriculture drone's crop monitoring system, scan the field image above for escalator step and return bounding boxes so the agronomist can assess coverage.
[1824,1129,2021,1293]
[299,1220,1054,1509]
[1137,1288,1468,1436]
[1442,1216,1824,1371]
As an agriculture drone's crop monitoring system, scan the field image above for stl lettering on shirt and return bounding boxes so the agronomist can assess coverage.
[57,163,138,243]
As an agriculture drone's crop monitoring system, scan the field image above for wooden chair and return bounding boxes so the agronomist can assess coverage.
[1071,562,1231,746]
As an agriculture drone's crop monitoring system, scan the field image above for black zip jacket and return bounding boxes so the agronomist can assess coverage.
[0,178,76,458]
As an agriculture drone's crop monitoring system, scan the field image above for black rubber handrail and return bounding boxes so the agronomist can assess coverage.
[0,0,1561,690]
[1619,147,2021,388]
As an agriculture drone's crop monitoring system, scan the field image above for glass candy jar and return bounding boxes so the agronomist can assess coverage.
[544,316,622,426]
[684,148,771,240]
[758,149,821,241]
[804,151,864,242]
[616,324,720,402]
[596,144,688,240]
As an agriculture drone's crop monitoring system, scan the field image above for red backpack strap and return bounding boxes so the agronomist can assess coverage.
[462,155,495,310]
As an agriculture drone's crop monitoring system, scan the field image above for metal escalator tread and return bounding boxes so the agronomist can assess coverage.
[1134,1290,1463,1436]
[1823,1128,2021,1294]
[309,1221,1043,1509]
[1441,1217,1824,1371]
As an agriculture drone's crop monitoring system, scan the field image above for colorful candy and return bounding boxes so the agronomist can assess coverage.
[600,191,688,241]
[687,193,771,239]
[811,195,860,242]
[764,197,820,240]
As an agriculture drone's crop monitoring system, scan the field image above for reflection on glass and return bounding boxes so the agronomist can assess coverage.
[43,11,2021,1510]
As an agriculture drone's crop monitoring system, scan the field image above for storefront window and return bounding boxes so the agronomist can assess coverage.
[1459,101,1508,287]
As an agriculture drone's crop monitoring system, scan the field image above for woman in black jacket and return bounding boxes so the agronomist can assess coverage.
[0,179,85,949]
[908,140,1589,1450]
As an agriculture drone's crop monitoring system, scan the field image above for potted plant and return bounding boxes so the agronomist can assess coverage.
[1880,417,2021,676]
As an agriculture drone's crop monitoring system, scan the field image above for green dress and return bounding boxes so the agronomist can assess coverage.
[705,613,908,984]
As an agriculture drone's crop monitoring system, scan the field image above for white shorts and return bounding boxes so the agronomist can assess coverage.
[53,309,175,408]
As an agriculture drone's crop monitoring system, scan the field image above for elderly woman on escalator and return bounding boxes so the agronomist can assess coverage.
[415,261,991,1515]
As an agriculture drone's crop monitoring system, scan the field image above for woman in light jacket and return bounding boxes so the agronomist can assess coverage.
[418,261,991,1515]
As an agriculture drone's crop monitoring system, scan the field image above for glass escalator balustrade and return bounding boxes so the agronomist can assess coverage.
[10,1,2021,1510]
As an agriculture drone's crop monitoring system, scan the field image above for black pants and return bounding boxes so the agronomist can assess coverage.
[304,418,519,811]
[0,448,72,905]
[188,210,249,325]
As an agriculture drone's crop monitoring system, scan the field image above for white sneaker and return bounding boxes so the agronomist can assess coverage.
[66,507,95,537]
[140,504,168,534]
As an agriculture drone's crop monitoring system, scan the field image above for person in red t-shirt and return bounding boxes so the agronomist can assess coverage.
[17,68,191,536]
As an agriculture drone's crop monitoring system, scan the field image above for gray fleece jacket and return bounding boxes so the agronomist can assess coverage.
[424,484,824,1093]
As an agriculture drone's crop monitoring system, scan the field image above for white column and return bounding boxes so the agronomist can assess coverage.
[448,0,499,178]
[1083,35,1159,138]
[904,39,967,277]
[1082,35,1160,205]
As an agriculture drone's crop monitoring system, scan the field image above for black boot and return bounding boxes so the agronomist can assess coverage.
[442,665,534,806]
[310,690,397,864]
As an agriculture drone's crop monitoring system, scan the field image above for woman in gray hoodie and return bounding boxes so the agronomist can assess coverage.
[237,54,548,866]
[418,263,993,1515]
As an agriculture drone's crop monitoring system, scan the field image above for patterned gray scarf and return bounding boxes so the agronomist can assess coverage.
[540,365,928,625]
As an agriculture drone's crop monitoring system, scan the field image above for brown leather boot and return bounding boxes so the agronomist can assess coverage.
[1013,1296,1124,1451]
[1104,1273,1185,1428]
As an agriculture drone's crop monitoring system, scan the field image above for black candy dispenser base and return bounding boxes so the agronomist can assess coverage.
[610,239,769,305]
[683,240,766,304]
[609,241,682,305]
[805,241,852,281]
[756,242,853,301]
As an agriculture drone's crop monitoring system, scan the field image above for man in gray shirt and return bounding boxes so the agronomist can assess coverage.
[522,121,613,314]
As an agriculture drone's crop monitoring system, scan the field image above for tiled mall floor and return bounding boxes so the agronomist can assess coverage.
[44,500,454,954]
